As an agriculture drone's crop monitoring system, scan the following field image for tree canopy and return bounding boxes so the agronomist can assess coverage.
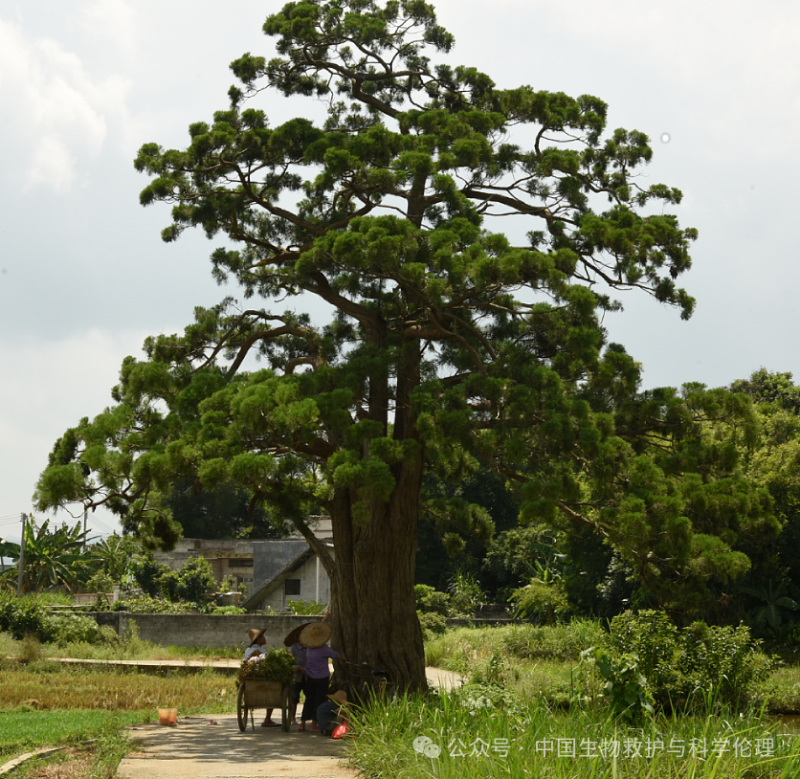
[35,0,774,687]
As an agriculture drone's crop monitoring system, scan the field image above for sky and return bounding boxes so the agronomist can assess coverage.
[1,0,798,544]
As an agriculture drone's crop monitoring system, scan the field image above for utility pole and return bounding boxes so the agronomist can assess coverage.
[83,509,88,554]
[17,512,26,596]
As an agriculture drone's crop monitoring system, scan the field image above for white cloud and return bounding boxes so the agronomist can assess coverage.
[26,134,78,192]
[0,15,131,192]
[80,0,137,57]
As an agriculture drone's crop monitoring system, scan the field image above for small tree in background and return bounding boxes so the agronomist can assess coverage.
[175,557,217,603]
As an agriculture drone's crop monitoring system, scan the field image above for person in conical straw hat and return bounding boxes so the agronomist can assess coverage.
[317,689,348,736]
[244,628,266,660]
[298,621,346,733]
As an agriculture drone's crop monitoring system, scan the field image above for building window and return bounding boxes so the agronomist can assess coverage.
[228,559,253,568]
[284,579,301,596]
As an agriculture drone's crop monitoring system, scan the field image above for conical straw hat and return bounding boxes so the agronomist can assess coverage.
[298,621,332,648]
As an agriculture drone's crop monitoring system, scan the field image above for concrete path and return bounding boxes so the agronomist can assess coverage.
[116,668,462,779]
[118,713,353,779]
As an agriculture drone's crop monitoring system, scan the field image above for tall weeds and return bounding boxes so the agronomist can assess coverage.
[347,690,800,779]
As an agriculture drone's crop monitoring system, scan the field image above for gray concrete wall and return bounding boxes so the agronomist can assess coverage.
[87,612,320,651]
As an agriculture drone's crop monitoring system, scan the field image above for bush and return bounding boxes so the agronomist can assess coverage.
[176,557,216,603]
[0,593,49,640]
[424,621,604,671]
[448,571,484,617]
[112,595,194,614]
[286,599,326,616]
[43,612,100,645]
[212,605,247,615]
[510,579,570,624]
[498,620,604,662]
[98,624,123,646]
[129,552,168,597]
[418,611,447,639]
[415,584,452,616]
[603,610,778,710]
[593,647,654,724]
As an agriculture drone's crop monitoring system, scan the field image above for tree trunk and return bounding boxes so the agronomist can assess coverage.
[328,453,427,693]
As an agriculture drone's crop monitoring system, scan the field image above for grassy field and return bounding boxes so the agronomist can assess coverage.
[0,629,241,663]
[0,662,239,772]
[348,692,800,779]
[425,622,800,715]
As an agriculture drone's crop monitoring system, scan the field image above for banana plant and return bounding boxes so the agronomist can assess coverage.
[0,519,95,593]
[739,580,800,632]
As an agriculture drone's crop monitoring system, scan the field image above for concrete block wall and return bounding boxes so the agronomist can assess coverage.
[87,612,319,651]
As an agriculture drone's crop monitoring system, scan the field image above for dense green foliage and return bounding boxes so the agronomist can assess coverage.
[0,519,94,593]
[237,647,296,685]
[600,610,776,711]
[0,593,99,644]
[125,552,216,605]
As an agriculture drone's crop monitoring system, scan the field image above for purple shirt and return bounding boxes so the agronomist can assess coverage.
[305,644,338,679]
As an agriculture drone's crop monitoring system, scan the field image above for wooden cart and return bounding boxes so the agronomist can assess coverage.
[237,679,292,732]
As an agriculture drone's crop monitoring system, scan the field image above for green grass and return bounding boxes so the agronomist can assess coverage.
[425,620,604,670]
[1,627,241,662]
[0,663,238,766]
[346,690,800,778]
[0,710,144,763]
[425,622,800,716]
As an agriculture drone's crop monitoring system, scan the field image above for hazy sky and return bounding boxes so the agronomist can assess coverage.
[1,0,798,544]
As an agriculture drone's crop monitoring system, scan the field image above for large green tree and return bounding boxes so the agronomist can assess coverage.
[35,0,772,688]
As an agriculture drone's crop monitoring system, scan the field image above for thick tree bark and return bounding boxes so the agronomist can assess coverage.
[328,453,427,693]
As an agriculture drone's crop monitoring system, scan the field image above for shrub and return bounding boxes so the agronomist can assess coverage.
[129,552,168,597]
[0,593,48,640]
[448,571,484,617]
[499,620,604,662]
[593,647,654,724]
[418,611,447,639]
[286,599,326,616]
[159,569,181,601]
[415,584,452,616]
[19,633,44,663]
[510,579,570,624]
[98,624,123,646]
[43,612,100,645]
[603,610,778,710]
[212,605,247,615]
[112,595,194,613]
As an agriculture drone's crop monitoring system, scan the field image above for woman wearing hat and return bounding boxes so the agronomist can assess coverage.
[244,627,267,660]
[298,621,346,733]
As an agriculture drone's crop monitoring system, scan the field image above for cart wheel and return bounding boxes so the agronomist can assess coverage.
[237,684,250,732]
[281,684,291,732]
